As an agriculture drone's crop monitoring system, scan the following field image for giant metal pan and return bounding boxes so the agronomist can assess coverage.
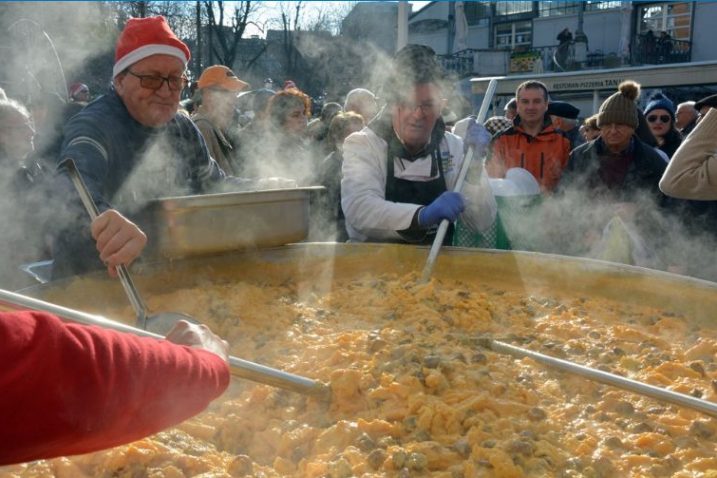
[20,244,717,326]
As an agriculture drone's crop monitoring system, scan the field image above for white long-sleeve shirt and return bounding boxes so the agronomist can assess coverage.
[341,126,497,242]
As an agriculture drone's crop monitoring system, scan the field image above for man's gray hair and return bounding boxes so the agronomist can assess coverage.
[344,88,375,111]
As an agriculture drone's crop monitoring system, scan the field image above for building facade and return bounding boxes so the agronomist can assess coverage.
[341,2,399,54]
[403,1,717,117]
[408,1,717,78]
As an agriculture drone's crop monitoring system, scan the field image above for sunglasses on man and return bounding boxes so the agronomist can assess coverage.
[647,114,671,124]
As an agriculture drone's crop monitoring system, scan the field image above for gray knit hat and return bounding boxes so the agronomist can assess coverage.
[597,81,640,129]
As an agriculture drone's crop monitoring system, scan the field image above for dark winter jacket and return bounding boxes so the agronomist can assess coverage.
[560,136,667,204]
[657,128,682,159]
[51,88,225,278]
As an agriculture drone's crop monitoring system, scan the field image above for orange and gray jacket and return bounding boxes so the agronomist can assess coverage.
[488,116,571,192]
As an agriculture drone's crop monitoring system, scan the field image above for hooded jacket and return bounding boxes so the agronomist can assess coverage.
[489,116,571,192]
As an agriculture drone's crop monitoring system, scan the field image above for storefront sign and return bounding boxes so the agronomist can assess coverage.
[550,78,626,91]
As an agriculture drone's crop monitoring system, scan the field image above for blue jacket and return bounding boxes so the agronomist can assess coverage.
[52,88,225,278]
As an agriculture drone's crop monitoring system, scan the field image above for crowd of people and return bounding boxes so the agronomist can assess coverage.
[2,15,717,464]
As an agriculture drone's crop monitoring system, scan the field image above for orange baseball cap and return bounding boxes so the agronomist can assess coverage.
[197,65,248,92]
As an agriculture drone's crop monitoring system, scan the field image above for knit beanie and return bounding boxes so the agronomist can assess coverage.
[113,16,190,78]
[597,80,640,129]
[644,92,676,121]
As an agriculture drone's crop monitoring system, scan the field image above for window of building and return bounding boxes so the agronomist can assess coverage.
[464,1,491,26]
[637,2,692,41]
[538,1,581,17]
[584,1,622,12]
[495,1,534,16]
[409,19,449,35]
[494,21,533,49]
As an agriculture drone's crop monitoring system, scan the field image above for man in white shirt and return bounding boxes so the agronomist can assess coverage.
[341,44,496,243]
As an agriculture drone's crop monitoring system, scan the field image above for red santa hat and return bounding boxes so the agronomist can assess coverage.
[113,16,190,78]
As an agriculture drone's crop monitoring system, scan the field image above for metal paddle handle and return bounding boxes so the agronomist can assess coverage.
[0,288,329,397]
[65,159,149,328]
[487,338,717,419]
[421,78,499,282]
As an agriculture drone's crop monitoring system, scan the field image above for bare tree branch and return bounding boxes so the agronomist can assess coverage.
[202,1,255,68]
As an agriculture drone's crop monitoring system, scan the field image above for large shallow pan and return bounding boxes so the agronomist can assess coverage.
[13,244,717,476]
[22,243,717,324]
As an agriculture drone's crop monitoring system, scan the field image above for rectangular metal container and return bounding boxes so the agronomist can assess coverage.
[144,187,322,258]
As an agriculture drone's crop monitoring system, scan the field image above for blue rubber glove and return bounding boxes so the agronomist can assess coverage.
[418,192,465,227]
[464,118,492,155]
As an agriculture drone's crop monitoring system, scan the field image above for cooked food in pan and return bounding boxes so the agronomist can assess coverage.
[4,258,716,477]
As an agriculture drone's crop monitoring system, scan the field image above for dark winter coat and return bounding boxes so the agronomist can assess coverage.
[51,88,225,278]
[560,136,667,204]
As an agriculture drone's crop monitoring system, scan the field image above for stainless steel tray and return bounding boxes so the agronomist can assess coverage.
[144,187,323,258]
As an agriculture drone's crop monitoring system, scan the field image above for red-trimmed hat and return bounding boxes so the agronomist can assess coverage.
[113,16,190,78]
[69,82,89,99]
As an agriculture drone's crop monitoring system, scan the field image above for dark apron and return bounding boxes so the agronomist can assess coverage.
[384,143,454,245]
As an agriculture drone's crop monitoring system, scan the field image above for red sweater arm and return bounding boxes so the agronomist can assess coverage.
[0,310,230,465]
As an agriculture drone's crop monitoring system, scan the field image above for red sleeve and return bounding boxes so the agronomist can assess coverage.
[0,310,230,465]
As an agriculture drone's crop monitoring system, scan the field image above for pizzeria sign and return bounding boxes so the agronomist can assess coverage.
[550,78,626,91]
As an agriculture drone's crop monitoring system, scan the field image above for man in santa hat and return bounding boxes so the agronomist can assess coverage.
[51,16,226,278]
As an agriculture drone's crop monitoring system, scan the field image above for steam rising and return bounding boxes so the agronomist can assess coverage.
[0,3,715,288]
[498,183,717,282]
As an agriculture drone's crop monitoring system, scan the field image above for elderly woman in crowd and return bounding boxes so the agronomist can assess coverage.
[259,87,314,184]
[580,114,601,142]
[268,88,311,136]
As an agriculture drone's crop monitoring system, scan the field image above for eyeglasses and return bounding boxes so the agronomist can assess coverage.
[398,100,440,116]
[126,70,188,91]
[647,114,671,124]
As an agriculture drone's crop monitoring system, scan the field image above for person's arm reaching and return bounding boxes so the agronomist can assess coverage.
[91,209,148,277]
[0,310,230,466]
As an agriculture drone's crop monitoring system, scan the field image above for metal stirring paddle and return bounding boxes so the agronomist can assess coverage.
[65,159,196,335]
[0,288,329,397]
[421,78,498,282]
[480,337,717,419]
